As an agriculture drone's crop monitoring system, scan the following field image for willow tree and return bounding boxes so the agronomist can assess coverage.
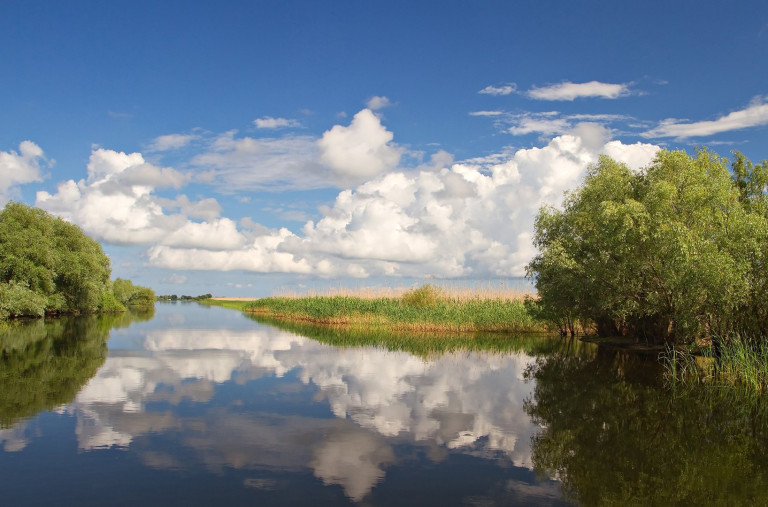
[0,202,112,316]
[526,149,767,344]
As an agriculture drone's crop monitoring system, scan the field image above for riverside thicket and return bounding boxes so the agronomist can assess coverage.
[0,202,154,319]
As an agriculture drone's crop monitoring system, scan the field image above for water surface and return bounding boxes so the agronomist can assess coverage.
[1,303,767,505]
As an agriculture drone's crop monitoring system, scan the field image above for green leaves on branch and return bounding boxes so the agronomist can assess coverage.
[0,202,154,318]
[527,149,768,344]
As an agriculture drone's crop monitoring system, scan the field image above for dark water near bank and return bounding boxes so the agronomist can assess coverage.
[1,303,767,506]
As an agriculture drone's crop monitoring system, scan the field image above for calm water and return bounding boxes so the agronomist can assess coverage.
[1,303,767,506]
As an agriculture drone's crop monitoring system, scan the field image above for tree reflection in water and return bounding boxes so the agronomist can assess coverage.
[0,308,154,428]
[524,343,768,506]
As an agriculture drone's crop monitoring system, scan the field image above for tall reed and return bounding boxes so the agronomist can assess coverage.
[662,336,768,394]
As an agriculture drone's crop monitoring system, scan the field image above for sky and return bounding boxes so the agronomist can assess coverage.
[1,0,767,297]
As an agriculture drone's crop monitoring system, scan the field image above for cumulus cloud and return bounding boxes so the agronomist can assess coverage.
[526,81,631,101]
[146,124,659,278]
[253,117,302,129]
[0,141,49,203]
[642,96,768,138]
[318,109,403,186]
[365,96,392,111]
[35,148,242,249]
[479,83,517,96]
[27,111,660,280]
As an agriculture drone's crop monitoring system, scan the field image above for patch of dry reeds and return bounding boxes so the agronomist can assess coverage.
[272,280,534,302]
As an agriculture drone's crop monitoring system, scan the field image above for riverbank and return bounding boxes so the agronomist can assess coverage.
[203,285,548,334]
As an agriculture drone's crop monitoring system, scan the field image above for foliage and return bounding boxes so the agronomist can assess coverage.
[0,203,154,319]
[526,149,768,345]
[112,278,155,308]
[0,281,48,318]
[0,202,112,314]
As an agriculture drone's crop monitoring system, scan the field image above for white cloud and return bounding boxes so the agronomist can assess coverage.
[28,113,660,280]
[366,96,392,111]
[35,148,231,248]
[499,111,635,137]
[53,125,655,278]
[146,134,198,152]
[147,227,313,273]
[0,141,49,203]
[469,110,504,117]
[526,81,631,101]
[507,115,571,136]
[253,116,302,129]
[602,140,660,171]
[479,83,517,96]
[191,132,327,191]
[642,96,768,138]
[318,109,403,186]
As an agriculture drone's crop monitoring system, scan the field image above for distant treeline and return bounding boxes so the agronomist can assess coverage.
[156,294,213,302]
[0,202,155,320]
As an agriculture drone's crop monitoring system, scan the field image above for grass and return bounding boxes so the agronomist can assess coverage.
[202,283,547,334]
[229,284,547,333]
[662,337,768,395]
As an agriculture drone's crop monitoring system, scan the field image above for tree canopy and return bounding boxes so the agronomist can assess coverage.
[526,149,768,344]
[0,202,154,319]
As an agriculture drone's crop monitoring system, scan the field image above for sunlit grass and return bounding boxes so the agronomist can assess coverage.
[204,283,547,333]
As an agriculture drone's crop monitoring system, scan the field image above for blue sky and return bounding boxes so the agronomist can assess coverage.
[2,1,767,296]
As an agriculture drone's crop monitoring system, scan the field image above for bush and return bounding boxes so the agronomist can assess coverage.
[0,281,47,318]
[402,284,441,308]
[99,290,126,313]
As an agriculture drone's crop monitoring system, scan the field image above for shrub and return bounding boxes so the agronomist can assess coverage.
[402,284,441,308]
[0,281,47,318]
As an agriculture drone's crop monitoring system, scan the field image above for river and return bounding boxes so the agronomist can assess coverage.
[1,302,766,505]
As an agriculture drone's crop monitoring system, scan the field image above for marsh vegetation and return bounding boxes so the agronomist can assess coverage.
[209,283,546,334]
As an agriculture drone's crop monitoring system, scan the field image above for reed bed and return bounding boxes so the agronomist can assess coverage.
[272,280,534,302]
[662,338,768,395]
[238,284,545,333]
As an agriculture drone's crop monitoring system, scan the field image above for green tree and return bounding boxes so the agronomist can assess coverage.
[0,202,111,314]
[527,149,767,344]
[112,277,155,308]
[0,202,155,318]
